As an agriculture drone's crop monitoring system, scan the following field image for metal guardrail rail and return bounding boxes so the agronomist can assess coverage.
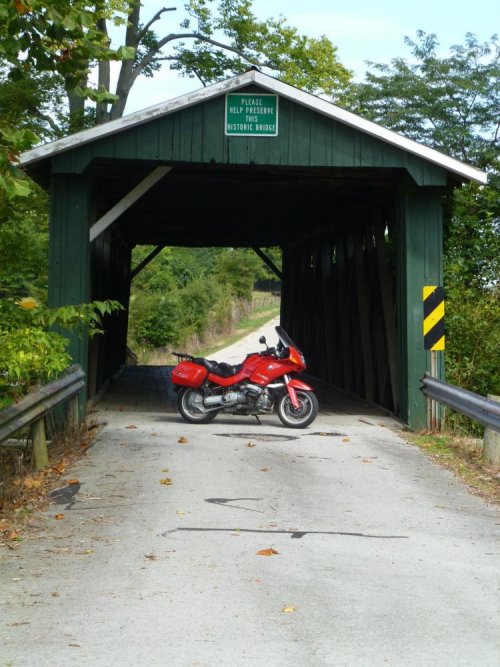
[0,365,86,468]
[420,375,500,433]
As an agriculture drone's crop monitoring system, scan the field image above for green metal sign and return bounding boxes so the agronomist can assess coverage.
[225,93,278,136]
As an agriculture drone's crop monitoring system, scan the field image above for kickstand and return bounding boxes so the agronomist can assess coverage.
[254,415,262,426]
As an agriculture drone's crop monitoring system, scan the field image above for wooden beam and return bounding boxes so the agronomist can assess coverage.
[251,246,283,280]
[89,166,171,242]
[130,245,165,279]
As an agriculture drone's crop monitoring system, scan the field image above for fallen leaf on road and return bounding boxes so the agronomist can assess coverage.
[150,433,158,437]
[144,554,158,560]
[125,425,137,429]
[66,479,79,485]
[246,442,256,448]
[257,548,278,556]
[178,436,188,444]
[176,511,185,516]
[54,513,64,520]
[342,437,350,443]
[362,458,372,463]
[7,530,20,541]
[161,468,169,472]
[260,467,270,472]
[160,478,173,485]
[51,591,60,597]
[282,605,297,613]
[23,477,42,489]
[52,460,67,474]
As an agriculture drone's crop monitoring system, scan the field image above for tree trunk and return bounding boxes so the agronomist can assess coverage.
[96,17,111,125]
[67,79,87,133]
[109,0,140,121]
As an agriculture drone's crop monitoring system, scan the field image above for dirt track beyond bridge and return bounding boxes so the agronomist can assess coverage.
[1,322,499,666]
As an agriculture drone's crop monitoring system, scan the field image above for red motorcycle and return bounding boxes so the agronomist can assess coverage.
[171,326,318,428]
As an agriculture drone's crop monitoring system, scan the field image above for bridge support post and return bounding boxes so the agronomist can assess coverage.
[49,173,91,420]
[398,187,444,430]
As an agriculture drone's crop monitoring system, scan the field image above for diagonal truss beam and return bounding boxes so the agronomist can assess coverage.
[89,166,171,242]
[130,245,165,280]
[251,246,283,281]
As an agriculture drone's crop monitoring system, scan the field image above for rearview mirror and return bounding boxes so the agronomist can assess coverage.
[259,336,266,345]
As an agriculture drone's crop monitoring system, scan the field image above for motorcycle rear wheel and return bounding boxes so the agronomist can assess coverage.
[277,390,318,428]
[178,387,219,424]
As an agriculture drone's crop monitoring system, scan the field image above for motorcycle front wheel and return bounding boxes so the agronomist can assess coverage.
[277,390,318,428]
[178,387,219,424]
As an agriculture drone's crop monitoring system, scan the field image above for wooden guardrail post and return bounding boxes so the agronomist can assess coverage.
[31,417,48,470]
[483,394,500,465]
[67,394,79,431]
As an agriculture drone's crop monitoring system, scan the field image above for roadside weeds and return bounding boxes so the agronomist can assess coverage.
[406,431,500,505]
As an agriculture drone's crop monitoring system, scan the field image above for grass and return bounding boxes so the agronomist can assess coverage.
[406,431,500,505]
[197,300,280,358]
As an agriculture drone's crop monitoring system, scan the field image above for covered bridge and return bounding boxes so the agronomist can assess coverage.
[20,70,487,429]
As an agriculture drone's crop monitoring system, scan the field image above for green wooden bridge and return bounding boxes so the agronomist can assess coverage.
[20,70,487,429]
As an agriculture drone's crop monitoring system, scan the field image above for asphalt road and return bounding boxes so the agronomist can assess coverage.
[1,322,499,666]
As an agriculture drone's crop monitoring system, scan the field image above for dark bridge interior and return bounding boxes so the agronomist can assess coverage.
[92,159,408,247]
[90,160,402,418]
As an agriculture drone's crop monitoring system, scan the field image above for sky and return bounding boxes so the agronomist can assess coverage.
[118,0,500,114]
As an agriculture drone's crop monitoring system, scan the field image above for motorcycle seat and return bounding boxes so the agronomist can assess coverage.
[193,358,242,378]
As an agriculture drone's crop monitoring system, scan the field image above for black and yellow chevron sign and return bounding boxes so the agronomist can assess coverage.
[423,286,445,350]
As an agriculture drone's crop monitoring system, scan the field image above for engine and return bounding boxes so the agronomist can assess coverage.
[203,384,273,413]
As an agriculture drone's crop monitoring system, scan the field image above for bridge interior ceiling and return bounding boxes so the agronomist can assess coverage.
[91,161,406,247]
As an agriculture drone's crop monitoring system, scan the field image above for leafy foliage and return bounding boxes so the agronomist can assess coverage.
[0,298,123,402]
[0,186,48,295]
[348,32,500,168]
[0,0,133,200]
[128,246,280,352]
[172,1,351,97]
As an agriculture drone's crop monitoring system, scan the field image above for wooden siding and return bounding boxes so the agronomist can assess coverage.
[52,93,447,187]
[281,199,400,415]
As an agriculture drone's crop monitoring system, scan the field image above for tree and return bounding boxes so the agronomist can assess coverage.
[347,31,500,290]
[0,0,134,200]
[348,32,500,169]
[44,0,351,126]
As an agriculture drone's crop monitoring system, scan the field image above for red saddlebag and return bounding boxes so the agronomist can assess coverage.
[171,361,208,388]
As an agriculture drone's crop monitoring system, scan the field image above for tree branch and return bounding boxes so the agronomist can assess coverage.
[138,6,177,43]
[132,31,264,85]
[38,112,62,136]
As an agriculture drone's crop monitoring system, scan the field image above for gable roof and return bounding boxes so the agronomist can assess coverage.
[20,69,487,184]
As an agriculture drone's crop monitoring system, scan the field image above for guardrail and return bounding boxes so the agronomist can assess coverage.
[420,375,500,434]
[0,365,86,469]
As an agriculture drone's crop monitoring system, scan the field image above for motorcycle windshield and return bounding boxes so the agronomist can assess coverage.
[275,326,302,353]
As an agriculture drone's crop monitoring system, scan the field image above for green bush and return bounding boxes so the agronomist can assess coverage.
[215,249,260,300]
[132,293,180,348]
[444,286,499,434]
[178,277,217,338]
[0,298,122,403]
[445,287,500,396]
